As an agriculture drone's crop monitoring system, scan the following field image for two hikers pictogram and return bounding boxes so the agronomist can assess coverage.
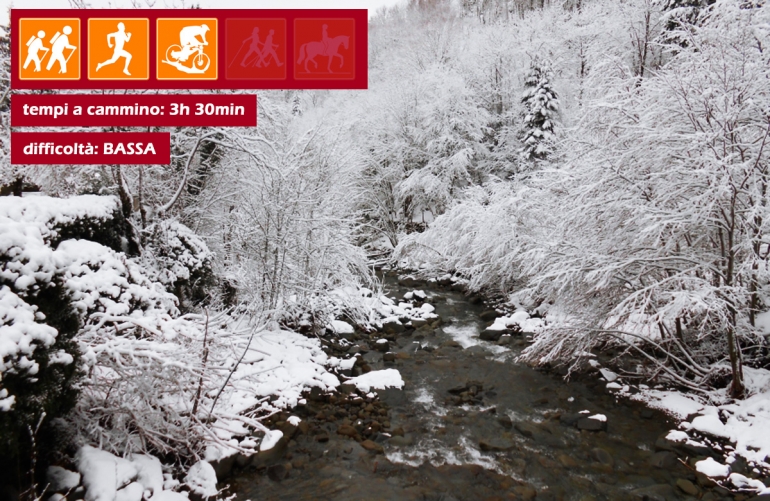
[225,19,286,80]
[20,19,80,80]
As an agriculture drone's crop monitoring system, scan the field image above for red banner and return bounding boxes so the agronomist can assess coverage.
[11,9,368,90]
[12,94,257,127]
[11,132,170,165]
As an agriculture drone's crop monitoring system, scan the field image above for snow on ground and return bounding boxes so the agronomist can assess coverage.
[609,366,770,493]
[347,368,405,393]
[486,310,544,333]
[65,446,207,501]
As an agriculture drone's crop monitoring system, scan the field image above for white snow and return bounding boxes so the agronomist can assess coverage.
[599,368,618,382]
[329,320,354,335]
[184,461,218,498]
[634,367,770,472]
[729,473,770,494]
[665,430,689,442]
[130,454,163,497]
[287,416,301,426]
[695,457,730,478]
[259,429,284,451]
[588,414,606,422]
[486,310,544,332]
[76,446,122,501]
[115,483,143,501]
[151,492,189,501]
[346,368,405,393]
[46,466,81,492]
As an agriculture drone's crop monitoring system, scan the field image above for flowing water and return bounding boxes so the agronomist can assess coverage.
[229,275,726,501]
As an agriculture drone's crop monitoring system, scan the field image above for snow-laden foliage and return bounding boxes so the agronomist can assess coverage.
[398,0,770,398]
[141,219,216,310]
[519,58,559,162]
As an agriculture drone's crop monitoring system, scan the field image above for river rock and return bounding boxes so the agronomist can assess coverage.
[629,484,677,501]
[479,310,498,321]
[411,319,428,328]
[337,424,359,439]
[375,339,390,352]
[465,345,491,356]
[514,422,540,438]
[676,478,699,496]
[497,415,513,429]
[478,437,514,452]
[577,417,607,432]
[398,277,418,287]
[383,352,396,362]
[267,463,291,482]
[360,440,384,454]
[649,451,677,469]
[559,413,582,426]
[592,447,614,467]
[479,328,503,342]
[512,485,537,500]
[389,435,413,446]
[382,320,405,334]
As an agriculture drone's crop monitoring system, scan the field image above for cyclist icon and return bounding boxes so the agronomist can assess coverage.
[162,24,211,74]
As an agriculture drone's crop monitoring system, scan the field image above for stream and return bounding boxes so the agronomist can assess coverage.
[228,274,729,501]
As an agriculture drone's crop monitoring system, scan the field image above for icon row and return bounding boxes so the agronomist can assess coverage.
[19,17,356,81]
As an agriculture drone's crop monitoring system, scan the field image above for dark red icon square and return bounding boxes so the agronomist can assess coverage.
[225,18,286,80]
[294,18,354,80]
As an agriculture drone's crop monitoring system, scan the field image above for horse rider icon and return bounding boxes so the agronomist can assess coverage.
[296,24,349,74]
[23,30,49,72]
[95,22,132,75]
[47,26,77,74]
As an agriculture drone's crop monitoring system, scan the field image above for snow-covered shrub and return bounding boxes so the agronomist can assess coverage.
[141,219,216,310]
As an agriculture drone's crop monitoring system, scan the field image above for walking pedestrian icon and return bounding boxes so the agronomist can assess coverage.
[225,19,286,80]
[88,18,149,81]
[157,18,218,80]
[19,18,80,80]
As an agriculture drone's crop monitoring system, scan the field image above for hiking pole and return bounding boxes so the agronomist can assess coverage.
[228,39,248,68]
[59,47,77,74]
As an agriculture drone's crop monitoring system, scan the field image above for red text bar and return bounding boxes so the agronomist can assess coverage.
[12,94,256,127]
[11,132,170,165]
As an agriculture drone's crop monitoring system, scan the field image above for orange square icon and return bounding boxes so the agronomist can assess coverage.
[156,18,218,80]
[19,18,81,80]
[88,18,149,80]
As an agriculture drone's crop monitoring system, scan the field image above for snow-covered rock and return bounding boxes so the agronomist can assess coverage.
[130,454,164,497]
[184,461,218,498]
[46,466,81,492]
[347,369,404,393]
[259,430,284,452]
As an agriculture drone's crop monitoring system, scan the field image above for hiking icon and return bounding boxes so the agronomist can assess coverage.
[229,27,284,69]
[23,24,76,74]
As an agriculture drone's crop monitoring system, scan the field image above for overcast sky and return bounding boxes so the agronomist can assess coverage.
[0,0,405,25]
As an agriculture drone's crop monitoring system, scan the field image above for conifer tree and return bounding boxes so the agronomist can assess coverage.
[519,59,558,162]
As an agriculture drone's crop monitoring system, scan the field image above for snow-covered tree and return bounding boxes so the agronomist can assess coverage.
[519,58,559,162]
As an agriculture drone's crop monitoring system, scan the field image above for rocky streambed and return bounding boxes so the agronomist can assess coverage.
[225,274,752,501]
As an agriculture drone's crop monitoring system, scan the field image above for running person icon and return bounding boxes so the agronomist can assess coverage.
[23,30,47,72]
[95,22,132,75]
[46,25,76,74]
